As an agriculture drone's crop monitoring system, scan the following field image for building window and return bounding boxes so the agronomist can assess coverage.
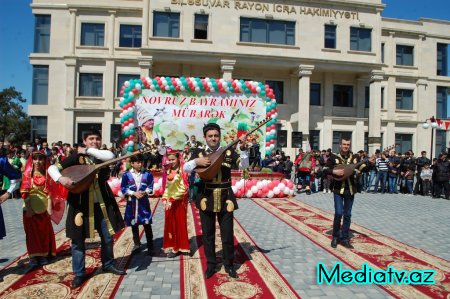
[117,74,140,97]
[240,18,295,46]
[437,43,448,76]
[153,12,180,38]
[324,24,336,49]
[119,25,142,48]
[381,87,385,109]
[396,89,413,110]
[34,15,51,53]
[436,130,447,156]
[310,83,321,106]
[396,45,414,66]
[31,116,48,140]
[32,66,49,105]
[309,130,320,150]
[265,80,284,104]
[350,27,371,52]
[436,86,449,119]
[194,14,208,40]
[79,73,103,97]
[81,23,105,46]
[395,134,412,154]
[381,43,385,63]
[365,86,370,108]
[333,85,353,107]
[332,131,352,153]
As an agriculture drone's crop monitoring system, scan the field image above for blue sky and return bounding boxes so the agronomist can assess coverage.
[0,0,449,110]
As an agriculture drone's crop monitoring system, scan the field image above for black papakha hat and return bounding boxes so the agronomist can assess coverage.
[203,123,221,135]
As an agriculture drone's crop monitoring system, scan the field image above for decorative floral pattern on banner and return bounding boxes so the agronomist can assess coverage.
[119,77,279,156]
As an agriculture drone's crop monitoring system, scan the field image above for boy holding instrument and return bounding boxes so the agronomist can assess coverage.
[120,153,154,255]
[183,123,249,279]
[323,137,366,250]
[48,130,125,288]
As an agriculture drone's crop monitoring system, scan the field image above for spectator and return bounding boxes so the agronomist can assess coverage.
[420,163,433,196]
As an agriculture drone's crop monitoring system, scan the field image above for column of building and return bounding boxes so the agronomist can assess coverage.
[297,65,314,150]
[220,59,236,80]
[368,70,384,154]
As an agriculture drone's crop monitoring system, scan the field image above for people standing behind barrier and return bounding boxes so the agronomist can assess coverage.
[374,153,389,193]
[414,151,430,195]
[433,153,450,199]
[248,138,261,171]
[420,163,433,196]
[388,150,401,193]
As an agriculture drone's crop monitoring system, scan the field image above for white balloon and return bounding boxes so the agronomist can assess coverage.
[270,129,276,135]
[207,82,213,88]
[283,188,290,195]
[124,81,130,87]
[278,183,286,190]
[193,81,198,87]
[146,76,151,82]
[251,186,258,193]
[128,91,135,98]
[256,86,261,92]
[180,85,185,91]
[273,187,280,195]
[232,186,237,193]
[271,99,277,104]
[270,144,275,149]
[135,83,141,90]
[150,84,155,91]
[289,190,295,196]
[252,81,258,87]
[153,183,160,191]
[246,190,253,198]
[256,181,263,188]
[236,82,242,88]
[210,87,215,92]
[267,191,274,198]
[271,114,277,119]
[119,112,124,118]
[128,123,135,129]
[128,141,134,147]
[195,87,200,92]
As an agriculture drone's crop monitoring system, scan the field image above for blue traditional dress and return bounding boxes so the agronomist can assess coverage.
[121,169,154,226]
[0,156,21,239]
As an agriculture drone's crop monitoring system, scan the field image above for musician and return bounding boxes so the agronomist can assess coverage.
[0,154,21,240]
[186,135,203,150]
[183,123,249,279]
[48,130,125,288]
[323,137,366,249]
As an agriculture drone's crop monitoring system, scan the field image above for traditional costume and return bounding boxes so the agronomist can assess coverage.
[183,123,249,278]
[20,151,67,264]
[48,147,125,282]
[161,149,190,255]
[0,156,21,240]
[120,167,154,253]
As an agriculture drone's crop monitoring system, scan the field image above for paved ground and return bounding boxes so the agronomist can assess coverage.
[1,192,449,298]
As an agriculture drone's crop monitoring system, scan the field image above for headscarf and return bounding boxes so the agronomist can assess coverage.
[161,148,188,192]
[20,150,68,224]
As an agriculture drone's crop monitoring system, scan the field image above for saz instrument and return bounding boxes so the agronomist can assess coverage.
[332,155,376,182]
[195,117,271,180]
[61,146,151,194]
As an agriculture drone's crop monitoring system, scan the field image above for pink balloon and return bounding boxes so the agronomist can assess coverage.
[287,181,294,189]
[232,179,237,186]
[256,190,263,198]
[262,187,269,194]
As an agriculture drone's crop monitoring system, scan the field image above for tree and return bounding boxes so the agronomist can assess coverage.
[0,87,31,145]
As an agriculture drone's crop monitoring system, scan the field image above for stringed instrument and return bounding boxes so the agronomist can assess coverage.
[195,117,271,180]
[61,146,151,194]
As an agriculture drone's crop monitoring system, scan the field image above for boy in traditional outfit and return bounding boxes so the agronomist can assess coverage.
[120,154,154,255]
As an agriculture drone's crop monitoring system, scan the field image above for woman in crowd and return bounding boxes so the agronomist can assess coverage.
[20,151,67,268]
[161,148,190,258]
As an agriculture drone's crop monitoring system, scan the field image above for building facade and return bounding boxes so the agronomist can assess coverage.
[29,0,450,157]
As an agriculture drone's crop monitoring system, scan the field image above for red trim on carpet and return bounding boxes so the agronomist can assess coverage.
[253,198,450,299]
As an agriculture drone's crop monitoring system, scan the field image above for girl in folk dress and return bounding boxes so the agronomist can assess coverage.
[20,151,67,268]
[161,149,190,258]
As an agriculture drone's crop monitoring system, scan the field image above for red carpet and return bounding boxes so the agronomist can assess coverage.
[181,203,299,298]
[0,198,160,298]
[253,197,450,299]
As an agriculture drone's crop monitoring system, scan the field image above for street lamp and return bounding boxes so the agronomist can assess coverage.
[422,116,438,161]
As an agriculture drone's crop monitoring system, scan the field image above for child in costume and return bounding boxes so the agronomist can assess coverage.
[161,148,190,258]
[121,153,154,255]
[20,151,67,268]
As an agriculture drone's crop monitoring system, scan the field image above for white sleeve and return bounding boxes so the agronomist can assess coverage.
[86,148,115,161]
[6,179,20,194]
[48,165,62,182]
[183,159,197,173]
[239,150,249,169]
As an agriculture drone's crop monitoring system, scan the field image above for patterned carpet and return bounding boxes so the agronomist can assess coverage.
[253,197,450,299]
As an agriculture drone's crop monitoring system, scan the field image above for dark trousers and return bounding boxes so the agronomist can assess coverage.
[71,204,113,277]
[414,173,423,195]
[199,209,234,269]
[332,193,354,241]
[131,224,153,250]
[434,180,450,199]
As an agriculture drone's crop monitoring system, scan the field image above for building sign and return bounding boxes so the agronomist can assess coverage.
[170,0,360,20]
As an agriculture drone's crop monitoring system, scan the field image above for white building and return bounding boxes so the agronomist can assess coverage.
[29,0,450,157]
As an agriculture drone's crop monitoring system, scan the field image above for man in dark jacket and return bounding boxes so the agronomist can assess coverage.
[414,151,430,195]
[48,130,125,288]
[433,153,450,199]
